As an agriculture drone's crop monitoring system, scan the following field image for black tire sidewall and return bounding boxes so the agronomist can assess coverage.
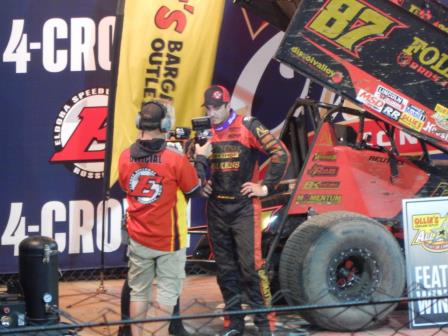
[280,212,405,331]
[302,219,404,305]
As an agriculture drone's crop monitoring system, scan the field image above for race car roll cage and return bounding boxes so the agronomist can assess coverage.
[261,97,448,275]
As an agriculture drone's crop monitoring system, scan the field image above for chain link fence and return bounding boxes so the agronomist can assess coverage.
[0,277,447,336]
[0,262,211,287]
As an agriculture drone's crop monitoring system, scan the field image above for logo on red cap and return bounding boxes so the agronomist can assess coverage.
[212,90,223,100]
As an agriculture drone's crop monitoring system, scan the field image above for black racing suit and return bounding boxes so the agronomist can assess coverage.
[207,110,289,332]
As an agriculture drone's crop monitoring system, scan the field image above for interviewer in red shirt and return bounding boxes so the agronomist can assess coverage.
[118,99,210,336]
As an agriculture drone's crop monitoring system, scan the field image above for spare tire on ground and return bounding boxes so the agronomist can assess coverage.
[279,211,405,331]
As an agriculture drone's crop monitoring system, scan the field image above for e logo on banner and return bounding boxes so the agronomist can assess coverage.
[49,88,108,179]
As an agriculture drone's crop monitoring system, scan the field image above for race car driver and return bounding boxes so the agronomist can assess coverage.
[201,85,290,336]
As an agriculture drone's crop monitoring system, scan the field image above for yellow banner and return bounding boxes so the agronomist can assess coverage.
[109,0,224,187]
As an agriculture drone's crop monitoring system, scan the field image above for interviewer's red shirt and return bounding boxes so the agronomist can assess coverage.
[119,145,200,252]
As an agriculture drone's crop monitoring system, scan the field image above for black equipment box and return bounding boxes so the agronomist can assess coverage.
[0,292,26,329]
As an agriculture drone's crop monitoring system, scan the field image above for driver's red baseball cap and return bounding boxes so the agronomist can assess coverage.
[202,85,230,107]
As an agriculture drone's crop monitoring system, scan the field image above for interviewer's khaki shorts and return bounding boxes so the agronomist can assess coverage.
[127,238,186,306]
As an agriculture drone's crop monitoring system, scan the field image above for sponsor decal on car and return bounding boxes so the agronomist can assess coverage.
[381,105,402,121]
[434,103,448,130]
[398,36,448,88]
[399,111,425,131]
[375,85,408,111]
[312,151,337,161]
[302,181,340,190]
[405,105,426,121]
[307,164,339,177]
[296,193,342,204]
[423,121,448,141]
[289,46,342,82]
[356,89,386,112]
[368,156,404,165]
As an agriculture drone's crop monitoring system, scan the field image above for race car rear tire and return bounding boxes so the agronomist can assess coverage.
[279,211,405,331]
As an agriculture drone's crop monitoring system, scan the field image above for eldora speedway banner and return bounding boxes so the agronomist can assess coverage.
[276,0,448,150]
[108,0,225,188]
[0,0,121,273]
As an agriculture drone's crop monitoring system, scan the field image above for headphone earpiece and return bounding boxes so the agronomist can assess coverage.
[136,101,172,132]
[159,114,172,132]
[154,101,171,132]
[135,113,142,129]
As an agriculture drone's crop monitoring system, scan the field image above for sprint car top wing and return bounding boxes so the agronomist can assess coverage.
[272,0,448,149]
